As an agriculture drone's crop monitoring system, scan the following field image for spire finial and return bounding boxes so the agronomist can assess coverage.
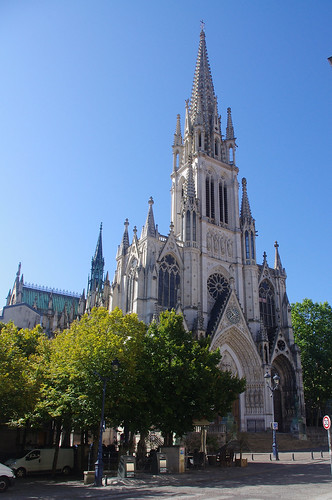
[226,107,235,140]
[200,20,205,32]
[240,177,253,222]
[274,241,283,272]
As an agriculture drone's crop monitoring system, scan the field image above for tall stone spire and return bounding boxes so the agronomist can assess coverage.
[88,223,105,293]
[120,218,130,255]
[173,114,182,146]
[274,241,284,273]
[240,178,253,223]
[190,27,220,152]
[142,197,157,238]
[94,223,103,262]
[185,160,196,201]
[226,107,235,140]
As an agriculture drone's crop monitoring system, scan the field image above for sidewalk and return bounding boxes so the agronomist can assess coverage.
[5,453,332,500]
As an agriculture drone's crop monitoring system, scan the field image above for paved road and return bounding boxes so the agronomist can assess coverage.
[5,454,332,499]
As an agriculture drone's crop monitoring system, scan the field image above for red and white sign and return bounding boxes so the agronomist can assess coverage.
[323,415,331,430]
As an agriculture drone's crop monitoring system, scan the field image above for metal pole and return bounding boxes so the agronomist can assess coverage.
[94,377,106,487]
[271,390,279,460]
[328,428,332,476]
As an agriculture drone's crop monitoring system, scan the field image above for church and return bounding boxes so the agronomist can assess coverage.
[109,28,306,435]
[1,28,306,435]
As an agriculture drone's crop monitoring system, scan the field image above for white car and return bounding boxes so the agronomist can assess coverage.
[0,463,15,493]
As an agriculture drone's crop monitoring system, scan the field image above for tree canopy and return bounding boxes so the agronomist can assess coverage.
[0,322,48,424]
[0,308,246,448]
[291,299,332,425]
[145,310,246,440]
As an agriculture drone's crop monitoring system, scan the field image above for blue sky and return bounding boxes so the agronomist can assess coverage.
[0,0,331,307]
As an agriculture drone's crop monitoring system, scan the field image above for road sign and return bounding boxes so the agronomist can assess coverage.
[323,415,331,430]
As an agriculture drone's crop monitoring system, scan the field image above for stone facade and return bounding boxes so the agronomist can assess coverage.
[110,29,306,434]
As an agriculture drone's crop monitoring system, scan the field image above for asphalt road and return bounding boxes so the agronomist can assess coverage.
[4,455,332,499]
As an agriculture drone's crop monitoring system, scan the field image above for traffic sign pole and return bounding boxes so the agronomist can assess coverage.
[322,415,332,476]
[328,428,332,477]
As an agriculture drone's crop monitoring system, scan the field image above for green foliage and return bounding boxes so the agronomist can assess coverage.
[291,299,332,425]
[32,308,144,434]
[0,309,245,443]
[0,322,49,424]
[145,310,246,438]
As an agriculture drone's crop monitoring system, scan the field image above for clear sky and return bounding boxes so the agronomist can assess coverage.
[0,0,331,308]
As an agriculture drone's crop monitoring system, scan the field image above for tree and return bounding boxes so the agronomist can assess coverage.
[37,308,148,450]
[0,322,48,425]
[146,311,246,443]
[291,299,332,426]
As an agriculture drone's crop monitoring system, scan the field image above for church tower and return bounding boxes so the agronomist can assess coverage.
[86,223,110,311]
[110,27,306,435]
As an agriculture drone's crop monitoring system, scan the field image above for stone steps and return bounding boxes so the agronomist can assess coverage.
[242,430,328,452]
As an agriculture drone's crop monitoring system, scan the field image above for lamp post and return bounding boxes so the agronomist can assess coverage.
[264,372,281,461]
[94,358,119,487]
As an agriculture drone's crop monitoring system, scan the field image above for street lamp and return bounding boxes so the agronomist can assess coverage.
[264,371,281,461]
[94,358,120,487]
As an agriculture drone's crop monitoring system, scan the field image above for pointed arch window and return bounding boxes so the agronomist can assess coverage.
[126,258,137,313]
[259,280,276,331]
[158,254,180,310]
[186,210,191,241]
[245,231,250,259]
[229,146,234,163]
[251,231,255,260]
[219,182,228,224]
[198,131,202,149]
[193,211,197,242]
[206,175,215,220]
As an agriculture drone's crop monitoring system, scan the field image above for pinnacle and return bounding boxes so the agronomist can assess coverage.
[240,178,253,221]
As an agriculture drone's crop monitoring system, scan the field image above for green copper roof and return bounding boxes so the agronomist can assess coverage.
[22,285,80,315]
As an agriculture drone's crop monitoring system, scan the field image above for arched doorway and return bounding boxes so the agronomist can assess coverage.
[272,355,297,432]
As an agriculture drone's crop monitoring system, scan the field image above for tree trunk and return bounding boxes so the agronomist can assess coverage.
[51,419,62,478]
[163,432,173,447]
[136,431,148,470]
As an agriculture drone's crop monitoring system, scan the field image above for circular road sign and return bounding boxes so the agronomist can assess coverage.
[323,415,331,430]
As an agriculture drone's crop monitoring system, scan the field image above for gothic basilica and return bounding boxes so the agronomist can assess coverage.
[1,28,306,435]
[110,28,306,435]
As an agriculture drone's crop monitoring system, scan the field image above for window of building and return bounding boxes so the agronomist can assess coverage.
[245,231,250,259]
[229,146,234,163]
[193,211,197,241]
[186,210,191,241]
[158,255,180,309]
[251,231,255,260]
[219,182,228,224]
[206,175,215,220]
[126,258,137,313]
[259,280,276,329]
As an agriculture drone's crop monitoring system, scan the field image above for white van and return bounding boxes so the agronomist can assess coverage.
[0,462,15,492]
[5,448,74,477]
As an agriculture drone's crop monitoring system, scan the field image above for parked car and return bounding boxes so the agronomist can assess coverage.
[5,448,74,477]
[0,463,15,493]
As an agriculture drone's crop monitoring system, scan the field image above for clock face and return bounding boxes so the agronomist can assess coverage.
[226,306,240,324]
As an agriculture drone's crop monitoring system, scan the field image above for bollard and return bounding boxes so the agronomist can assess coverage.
[292,453,295,461]
[252,454,254,461]
[311,451,314,460]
